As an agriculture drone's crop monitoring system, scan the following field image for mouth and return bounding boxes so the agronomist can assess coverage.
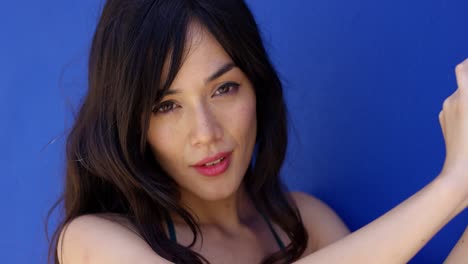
[192,152,232,177]
[201,156,226,166]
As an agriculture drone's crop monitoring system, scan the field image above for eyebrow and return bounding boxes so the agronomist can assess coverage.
[163,62,236,96]
[205,62,236,84]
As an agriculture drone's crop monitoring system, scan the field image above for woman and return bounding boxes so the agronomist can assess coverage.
[49,0,468,263]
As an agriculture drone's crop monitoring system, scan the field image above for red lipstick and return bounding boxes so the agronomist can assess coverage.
[191,152,232,177]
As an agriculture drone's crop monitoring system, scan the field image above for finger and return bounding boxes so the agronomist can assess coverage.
[443,95,453,110]
[439,110,445,136]
[452,89,460,99]
[443,90,460,111]
[455,58,468,92]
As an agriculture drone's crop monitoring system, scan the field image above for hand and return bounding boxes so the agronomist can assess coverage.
[438,58,468,206]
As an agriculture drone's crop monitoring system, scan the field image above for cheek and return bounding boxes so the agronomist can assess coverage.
[229,92,257,143]
[147,119,182,167]
[241,102,257,135]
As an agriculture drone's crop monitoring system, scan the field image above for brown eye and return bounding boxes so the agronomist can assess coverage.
[154,101,178,114]
[213,82,239,96]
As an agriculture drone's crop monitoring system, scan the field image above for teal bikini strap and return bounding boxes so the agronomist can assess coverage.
[260,211,286,250]
[166,214,177,242]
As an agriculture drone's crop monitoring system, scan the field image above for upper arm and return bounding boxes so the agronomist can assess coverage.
[58,214,172,264]
[290,191,350,254]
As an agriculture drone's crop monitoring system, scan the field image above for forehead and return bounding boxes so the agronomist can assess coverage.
[162,21,233,87]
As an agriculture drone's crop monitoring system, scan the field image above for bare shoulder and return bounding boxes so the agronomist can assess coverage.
[57,214,171,264]
[289,191,350,254]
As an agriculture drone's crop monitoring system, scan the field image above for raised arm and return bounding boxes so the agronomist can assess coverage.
[294,173,466,264]
[295,59,468,264]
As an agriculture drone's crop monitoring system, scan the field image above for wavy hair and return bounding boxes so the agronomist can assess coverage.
[47,0,308,263]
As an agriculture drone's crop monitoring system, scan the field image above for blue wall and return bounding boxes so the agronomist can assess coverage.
[1,0,466,263]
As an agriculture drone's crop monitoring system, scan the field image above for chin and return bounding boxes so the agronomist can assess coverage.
[200,189,235,201]
[194,183,240,202]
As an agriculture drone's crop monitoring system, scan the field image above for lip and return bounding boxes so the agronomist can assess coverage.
[192,151,232,167]
[191,151,232,177]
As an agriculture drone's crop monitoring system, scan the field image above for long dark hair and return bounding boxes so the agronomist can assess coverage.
[47,0,308,263]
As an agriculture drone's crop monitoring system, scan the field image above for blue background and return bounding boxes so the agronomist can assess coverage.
[1,0,467,263]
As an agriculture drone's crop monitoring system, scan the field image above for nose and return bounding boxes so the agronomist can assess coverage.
[189,103,223,147]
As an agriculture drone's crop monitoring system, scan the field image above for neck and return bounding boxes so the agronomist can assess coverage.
[171,184,259,233]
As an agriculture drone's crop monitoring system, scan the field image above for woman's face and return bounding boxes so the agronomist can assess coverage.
[147,25,257,202]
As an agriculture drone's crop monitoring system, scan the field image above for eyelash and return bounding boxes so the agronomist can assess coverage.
[153,82,240,114]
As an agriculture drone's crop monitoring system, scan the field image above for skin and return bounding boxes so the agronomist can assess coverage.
[57,22,468,264]
[147,22,273,262]
[144,22,350,262]
[146,22,259,232]
[291,61,468,263]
